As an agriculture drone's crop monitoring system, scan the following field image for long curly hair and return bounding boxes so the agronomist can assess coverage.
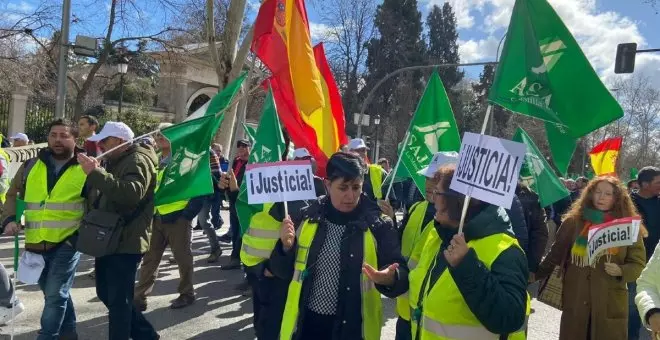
[562,176,640,223]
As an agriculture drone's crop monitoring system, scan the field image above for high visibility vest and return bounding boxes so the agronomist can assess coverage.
[279,220,383,340]
[23,160,86,244]
[396,200,433,321]
[0,148,10,203]
[409,228,530,340]
[240,203,280,266]
[368,164,384,200]
[154,169,188,215]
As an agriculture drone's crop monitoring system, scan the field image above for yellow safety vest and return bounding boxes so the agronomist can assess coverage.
[23,160,86,244]
[240,203,280,266]
[280,220,382,340]
[154,169,188,215]
[0,148,10,203]
[397,200,433,321]
[409,228,530,340]
[368,164,384,200]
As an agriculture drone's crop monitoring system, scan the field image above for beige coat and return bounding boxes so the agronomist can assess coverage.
[537,216,646,340]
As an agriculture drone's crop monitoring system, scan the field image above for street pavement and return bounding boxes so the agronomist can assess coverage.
[0,209,599,340]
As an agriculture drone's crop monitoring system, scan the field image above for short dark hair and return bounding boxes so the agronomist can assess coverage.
[627,179,638,189]
[48,118,79,138]
[638,166,660,185]
[326,152,366,182]
[79,115,99,128]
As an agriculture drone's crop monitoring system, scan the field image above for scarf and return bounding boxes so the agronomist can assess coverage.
[570,208,617,267]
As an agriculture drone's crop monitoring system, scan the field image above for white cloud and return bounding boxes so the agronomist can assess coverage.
[458,35,501,63]
[6,1,34,12]
[309,22,333,42]
[424,0,488,29]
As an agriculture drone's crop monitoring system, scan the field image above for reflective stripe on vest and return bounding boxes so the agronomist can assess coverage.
[397,201,431,321]
[409,226,531,340]
[23,160,86,244]
[279,221,383,340]
[369,164,383,200]
[240,203,281,266]
[0,148,9,203]
[154,169,188,215]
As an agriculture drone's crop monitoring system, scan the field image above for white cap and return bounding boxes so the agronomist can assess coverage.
[10,133,28,142]
[293,148,311,159]
[88,121,135,142]
[348,138,369,150]
[417,151,459,178]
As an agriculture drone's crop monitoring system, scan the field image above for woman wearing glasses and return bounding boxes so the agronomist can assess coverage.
[408,164,529,340]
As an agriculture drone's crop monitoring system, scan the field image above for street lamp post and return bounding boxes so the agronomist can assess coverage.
[117,57,129,115]
[373,115,381,161]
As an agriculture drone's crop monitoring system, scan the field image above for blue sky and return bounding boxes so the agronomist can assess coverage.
[3,0,659,86]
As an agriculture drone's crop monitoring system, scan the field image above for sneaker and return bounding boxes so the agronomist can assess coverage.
[207,249,223,263]
[134,299,147,312]
[0,299,24,325]
[170,295,195,309]
[218,233,232,243]
[221,258,241,270]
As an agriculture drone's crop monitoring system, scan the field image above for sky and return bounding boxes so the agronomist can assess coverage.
[3,0,660,87]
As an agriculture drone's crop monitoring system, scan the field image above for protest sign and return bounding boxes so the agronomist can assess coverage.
[5,143,47,180]
[587,217,641,265]
[450,132,526,209]
[246,160,317,204]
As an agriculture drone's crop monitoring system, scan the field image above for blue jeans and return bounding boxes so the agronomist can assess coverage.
[199,194,220,253]
[629,281,642,340]
[37,242,80,340]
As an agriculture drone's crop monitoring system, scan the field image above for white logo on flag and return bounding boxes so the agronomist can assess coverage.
[413,122,451,153]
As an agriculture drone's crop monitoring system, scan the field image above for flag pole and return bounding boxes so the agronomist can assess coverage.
[457,105,492,234]
[384,131,410,201]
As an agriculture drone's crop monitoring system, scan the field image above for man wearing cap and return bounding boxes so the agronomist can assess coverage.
[10,133,29,147]
[292,147,326,197]
[2,119,85,340]
[347,138,391,201]
[131,125,205,311]
[394,151,457,340]
[218,138,251,270]
[77,121,160,339]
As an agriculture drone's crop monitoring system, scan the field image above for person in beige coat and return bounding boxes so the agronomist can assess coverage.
[636,243,660,338]
[536,176,646,340]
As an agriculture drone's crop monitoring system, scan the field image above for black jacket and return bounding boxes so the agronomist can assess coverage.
[632,192,660,261]
[506,195,529,254]
[269,194,409,340]
[227,157,247,203]
[414,205,528,337]
[516,187,548,273]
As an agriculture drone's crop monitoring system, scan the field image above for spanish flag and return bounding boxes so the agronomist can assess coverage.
[266,43,348,176]
[252,0,325,115]
[589,137,623,176]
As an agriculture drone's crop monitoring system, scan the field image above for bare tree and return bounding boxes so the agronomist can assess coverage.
[311,0,376,127]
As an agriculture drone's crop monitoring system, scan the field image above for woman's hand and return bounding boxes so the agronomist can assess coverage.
[444,234,469,267]
[604,262,623,277]
[363,263,399,287]
[377,200,395,219]
[649,312,660,334]
[280,216,295,252]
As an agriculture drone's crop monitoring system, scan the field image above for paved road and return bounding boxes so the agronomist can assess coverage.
[0,210,572,339]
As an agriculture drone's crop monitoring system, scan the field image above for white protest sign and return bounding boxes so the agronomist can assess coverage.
[587,217,641,265]
[246,160,317,204]
[450,132,526,209]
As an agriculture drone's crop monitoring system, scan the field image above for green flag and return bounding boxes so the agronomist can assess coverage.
[630,168,639,181]
[489,0,623,138]
[396,71,461,196]
[242,123,257,144]
[545,122,576,176]
[236,87,287,235]
[513,128,570,207]
[155,72,247,205]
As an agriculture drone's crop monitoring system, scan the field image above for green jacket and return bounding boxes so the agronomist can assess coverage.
[86,144,158,254]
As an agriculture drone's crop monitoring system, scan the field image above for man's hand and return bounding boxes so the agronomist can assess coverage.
[218,173,229,190]
[228,169,239,192]
[3,222,21,236]
[649,312,660,333]
[77,153,100,175]
[377,200,395,219]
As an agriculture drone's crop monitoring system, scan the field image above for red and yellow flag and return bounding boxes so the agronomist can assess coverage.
[589,137,623,176]
[252,0,324,115]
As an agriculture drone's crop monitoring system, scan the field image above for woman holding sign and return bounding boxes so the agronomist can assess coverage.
[407,165,530,340]
[536,177,646,340]
[269,152,408,340]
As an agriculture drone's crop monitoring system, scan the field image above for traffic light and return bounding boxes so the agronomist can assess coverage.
[615,43,637,74]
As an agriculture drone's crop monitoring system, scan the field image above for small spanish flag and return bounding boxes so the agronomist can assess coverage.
[589,137,623,176]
